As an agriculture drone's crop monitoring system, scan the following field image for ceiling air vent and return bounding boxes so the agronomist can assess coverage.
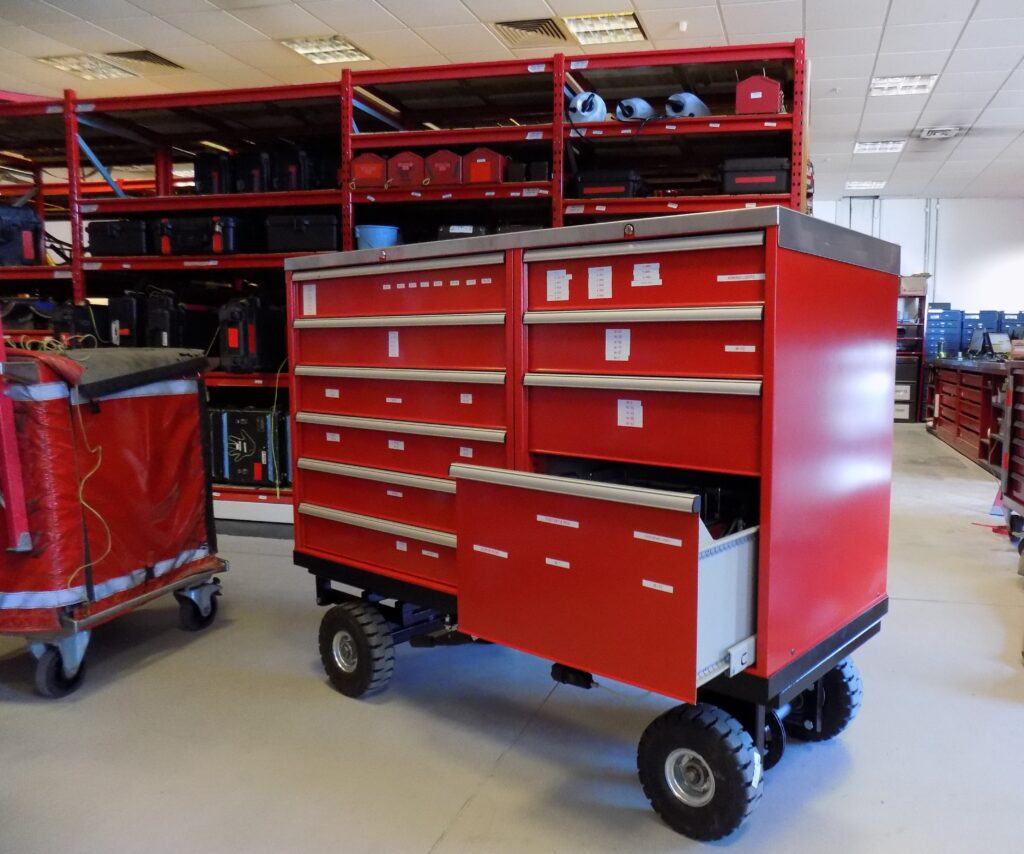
[918,126,962,140]
[493,19,568,48]
[104,50,184,70]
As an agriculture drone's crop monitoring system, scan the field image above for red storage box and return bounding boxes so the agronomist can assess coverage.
[425,150,462,184]
[736,74,784,114]
[462,148,506,183]
[387,151,425,187]
[350,153,387,189]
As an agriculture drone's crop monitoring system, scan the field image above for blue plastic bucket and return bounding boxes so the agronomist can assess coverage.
[355,225,401,249]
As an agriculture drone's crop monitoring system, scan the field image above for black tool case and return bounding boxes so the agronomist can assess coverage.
[218,296,286,372]
[570,169,648,198]
[265,214,338,252]
[194,152,234,195]
[108,291,148,346]
[234,149,272,193]
[52,301,109,347]
[0,205,43,266]
[271,146,314,191]
[155,216,246,255]
[210,407,287,486]
[437,224,489,240]
[145,294,218,349]
[87,219,151,256]
[721,157,791,194]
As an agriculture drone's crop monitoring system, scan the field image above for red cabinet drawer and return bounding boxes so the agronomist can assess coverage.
[298,503,456,589]
[939,382,959,398]
[525,374,762,476]
[937,370,959,384]
[525,233,765,311]
[296,413,507,478]
[294,313,506,370]
[959,400,981,421]
[961,372,983,389]
[959,385,982,404]
[295,368,506,428]
[451,465,757,702]
[293,256,505,318]
[526,307,763,377]
[297,459,456,532]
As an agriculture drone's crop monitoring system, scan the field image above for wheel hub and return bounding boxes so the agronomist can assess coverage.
[664,748,715,807]
[332,630,358,674]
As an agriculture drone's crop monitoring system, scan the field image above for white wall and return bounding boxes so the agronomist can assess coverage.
[813,197,1024,312]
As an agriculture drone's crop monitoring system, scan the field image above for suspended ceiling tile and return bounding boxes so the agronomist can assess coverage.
[806,0,888,31]
[887,0,976,26]
[31,21,142,53]
[945,46,1024,73]
[0,26,78,58]
[635,6,725,41]
[218,40,314,68]
[873,50,951,76]
[812,95,867,117]
[0,0,78,27]
[973,0,1024,17]
[958,16,1024,50]
[101,16,204,48]
[45,0,149,20]
[377,0,477,28]
[934,70,1014,94]
[416,23,506,54]
[808,54,877,81]
[133,0,218,11]
[547,0,641,13]
[720,1,802,36]
[299,1,402,34]
[460,0,554,19]
[650,36,730,50]
[880,22,966,54]
[229,5,336,39]
[805,28,883,58]
[350,29,441,62]
[160,10,266,43]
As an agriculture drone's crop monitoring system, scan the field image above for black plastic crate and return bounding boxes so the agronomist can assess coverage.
[571,170,647,198]
[218,296,286,372]
[721,158,791,194]
[87,219,151,256]
[155,216,246,255]
[194,152,233,195]
[0,205,43,265]
[234,149,271,193]
[108,291,147,346]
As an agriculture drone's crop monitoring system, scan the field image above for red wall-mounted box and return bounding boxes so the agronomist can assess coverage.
[387,151,425,187]
[350,153,387,188]
[462,148,506,183]
[736,75,784,114]
[425,150,462,184]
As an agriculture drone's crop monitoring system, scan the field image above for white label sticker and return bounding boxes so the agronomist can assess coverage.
[388,439,405,451]
[386,489,403,498]
[433,280,442,287]
[617,398,643,428]
[421,549,440,559]
[764,121,777,127]
[481,277,492,284]
[302,283,317,315]
[397,282,406,289]
[474,544,508,559]
[587,265,613,299]
[383,283,392,290]
[460,393,473,404]
[631,262,662,287]
[565,204,584,214]
[459,446,474,458]
[725,345,757,353]
[408,282,417,288]
[449,224,473,233]
[326,432,340,443]
[709,121,721,128]
[546,557,571,568]
[634,530,683,548]
[750,90,763,100]
[605,328,631,362]
[595,204,607,211]
[546,269,570,301]
[667,202,679,209]
[717,272,766,282]
[528,63,544,73]
[385,396,403,404]
[569,59,588,70]
[388,330,399,358]
[325,388,340,399]
[665,124,676,130]
[395,540,408,552]
[642,579,675,594]
[536,514,579,529]
[592,129,603,136]
[466,278,477,286]
[751,749,763,789]
[449,279,459,287]
[526,130,543,140]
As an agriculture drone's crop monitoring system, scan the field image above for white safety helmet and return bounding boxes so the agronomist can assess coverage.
[665,92,711,118]
[568,92,607,122]
[616,98,656,121]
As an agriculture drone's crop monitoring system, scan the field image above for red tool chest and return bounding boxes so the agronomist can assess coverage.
[285,207,899,841]
[349,153,387,189]
[425,150,462,184]
[462,147,506,183]
[386,151,425,187]
[736,74,785,114]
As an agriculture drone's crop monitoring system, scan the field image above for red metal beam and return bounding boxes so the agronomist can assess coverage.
[81,80,338,114]
[351,124,552,150]
[564,41,798,71]
[63,89,85,303]
[562,194,791,216]
[81,253,298,272]
[80,189,345,215]
[354,57,554,86]
[352,181,552,205]
[565,113,793,140]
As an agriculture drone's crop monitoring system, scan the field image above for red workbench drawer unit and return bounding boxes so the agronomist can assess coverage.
[524,234,766,311]
[426,150,462,184]
[297,460,456,532]
[298,504,456,589]
[462,148,506,183]
[525,376,762,475]
[387,151,425,187]
[525,307,764,378]
[294,315,506,370]
[292,257,506,318]
[350,153,387,188]
[294,368,507,428]
[296,413,507,478]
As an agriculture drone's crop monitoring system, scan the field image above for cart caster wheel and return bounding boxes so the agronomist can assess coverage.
[786,659,862,742]
[638,703,763,841]
[318,602,394,698]
[34,647,86,699]
[179,594,218,631]
[763,708,787,770]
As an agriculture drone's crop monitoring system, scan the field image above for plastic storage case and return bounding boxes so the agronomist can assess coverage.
[194,152,233,195]
[721,158,791,194]
[571,170,648,198]
[0,205,42,266]
[266,214,339,252]
[233,149,271,193]
[87,219,152,256]
[155,216,244,255]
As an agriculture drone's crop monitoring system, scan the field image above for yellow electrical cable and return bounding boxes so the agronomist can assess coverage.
[65,398,112,590]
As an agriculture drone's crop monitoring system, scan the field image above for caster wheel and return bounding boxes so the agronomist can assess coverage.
[638,703,763,841]
[763,709,786,770]
[318,602,395,698]
[786,659,863,742]
[34,647,86,699]
[179,594,218,631]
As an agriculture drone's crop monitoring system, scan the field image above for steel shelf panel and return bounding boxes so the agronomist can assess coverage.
[79,81,339,115]
[352,124,552,150]
[562,194,790,215]
[81,253,298,272]
[562,41,798,71]
[210,484,293,504]
[353,182,552,204]
[0,266,74,281]
[353,58,554,85]
[81,189,345,215]
[566,114,793,140]
[205,372,290,388]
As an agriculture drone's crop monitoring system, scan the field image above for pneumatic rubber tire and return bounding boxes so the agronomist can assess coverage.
[318,602,395,698]
[785,659,863,742]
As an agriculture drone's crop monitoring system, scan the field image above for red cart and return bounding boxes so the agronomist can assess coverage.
[284,207,898,840]
[0,346,226,697]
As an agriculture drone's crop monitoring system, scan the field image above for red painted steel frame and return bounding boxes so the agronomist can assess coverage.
[62,89,85,303]
[341,69,354,252]
[0,318,31,551]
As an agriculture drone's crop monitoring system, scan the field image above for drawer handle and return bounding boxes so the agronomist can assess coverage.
[295,312,505,329]
[291,252,504,281]
[449,464,700,513]
[523,373,762,396]
[295,366,506,385]
[298,503,456,548]
[297,412,506,443]
[524,306,763,324]
[297,459,457,493]
[523,231,764,262]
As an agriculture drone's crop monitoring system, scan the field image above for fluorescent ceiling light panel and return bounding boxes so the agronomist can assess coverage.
[846,180,887,190]
[854,140,906,154]
[281,36,370,65]
[869,75,937,96]
[563,13,646,45]
[38,54,137,80]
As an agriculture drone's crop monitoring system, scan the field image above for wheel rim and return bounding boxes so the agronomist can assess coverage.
[664,748,716,807]
[331,630,358,674]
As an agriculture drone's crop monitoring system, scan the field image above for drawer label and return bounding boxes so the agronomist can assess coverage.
[588,265,613,299]
[386,489,403,498]
[325,388,340,398]
[434,280,443,287]
[395,540,408,552]
[617,398,643,428]
[388,439,405,450]
[631,262,662,287]
[545,557,571,568]
[388,330,400,358]
[546,268,571,301]
[717,273,766,282]
[473,544,508,559]
[565,204,585,214]
[325,432,340,443]
[459,446,474,458]
[383,283,391,290]
[537,514,579,529]
[466,278,477,286]
[481,277,492,284]
[725,344,756,353]
[397,282,406,289]
[606,328,631,361]
[302,283,317,315]
[450,279,460,286]
[635,530,682,548]
[460,393,473,404]
[642,579,675,594]
[386,396,403,404]
[422,549,440,558]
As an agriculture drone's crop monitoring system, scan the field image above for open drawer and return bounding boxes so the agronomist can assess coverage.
[450,465,758,703]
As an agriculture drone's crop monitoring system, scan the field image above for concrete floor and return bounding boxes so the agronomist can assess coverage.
[2,425,1023,853]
